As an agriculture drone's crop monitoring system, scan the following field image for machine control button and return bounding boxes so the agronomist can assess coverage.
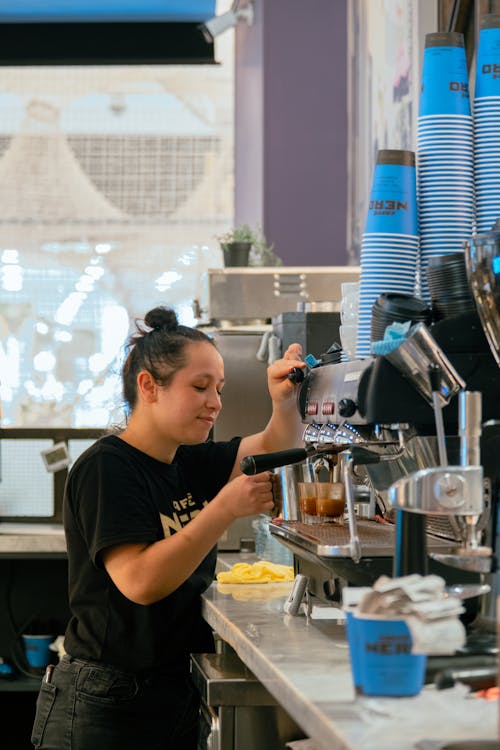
[434,472,466,509]
[338,398,357,418]
[322,401,335,415]
[307,402,319,416]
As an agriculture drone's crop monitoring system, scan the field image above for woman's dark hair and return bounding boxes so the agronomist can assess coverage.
[122,306,216,410]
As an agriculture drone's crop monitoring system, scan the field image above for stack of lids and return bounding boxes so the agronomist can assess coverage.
[371,292,432,343]
[426,252,476,320]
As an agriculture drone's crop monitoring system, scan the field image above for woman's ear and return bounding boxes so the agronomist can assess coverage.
[136,370,157,403]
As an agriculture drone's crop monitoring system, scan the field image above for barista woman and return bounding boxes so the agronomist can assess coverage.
[31,305,305,750]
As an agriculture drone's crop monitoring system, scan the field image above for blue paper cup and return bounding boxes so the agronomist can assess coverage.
[420,33,470,116]
[418,114,473,127]
[22,634,53,669]
[345,610,362,691]
[365,150,418,235]
[347,614,427,697]
[475,14,500,98]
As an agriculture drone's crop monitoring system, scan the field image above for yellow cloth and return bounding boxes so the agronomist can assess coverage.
[216,560,294,584]
[217,582,293,601]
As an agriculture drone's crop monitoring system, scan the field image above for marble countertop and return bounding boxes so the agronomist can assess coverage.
[203,554,498,750]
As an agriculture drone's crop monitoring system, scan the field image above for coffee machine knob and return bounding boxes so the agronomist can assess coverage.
[338,398,357,418]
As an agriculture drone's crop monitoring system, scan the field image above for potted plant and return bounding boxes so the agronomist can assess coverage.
[216,224,254,267]
[216,224,282,267]
[249,225,283,267]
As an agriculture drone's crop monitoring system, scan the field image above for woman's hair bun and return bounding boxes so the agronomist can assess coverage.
[144,306,178,333]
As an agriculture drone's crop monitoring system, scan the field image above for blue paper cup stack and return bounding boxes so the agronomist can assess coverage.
[417,32,475,303]
[356,149,419,358]
[474,13,500,234]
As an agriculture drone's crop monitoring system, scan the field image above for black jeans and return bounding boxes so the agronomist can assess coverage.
[31,655,201,750]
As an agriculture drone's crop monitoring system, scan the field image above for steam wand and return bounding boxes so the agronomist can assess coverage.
[428,363,448,467]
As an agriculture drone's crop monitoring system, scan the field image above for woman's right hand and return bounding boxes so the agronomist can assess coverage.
[215,471,274,520]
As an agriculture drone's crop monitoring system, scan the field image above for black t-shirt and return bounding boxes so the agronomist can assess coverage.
[63,434,241,675]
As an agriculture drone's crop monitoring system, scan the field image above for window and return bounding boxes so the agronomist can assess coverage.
[0,14,234,427]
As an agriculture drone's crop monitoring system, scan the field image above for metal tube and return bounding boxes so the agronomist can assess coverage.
[459,391,482,467]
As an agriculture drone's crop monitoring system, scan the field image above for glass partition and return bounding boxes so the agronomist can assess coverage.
[0,5,234,427]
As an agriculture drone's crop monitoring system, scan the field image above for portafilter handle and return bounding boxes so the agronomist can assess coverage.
[240,443,381,475]
[240,447,310,475]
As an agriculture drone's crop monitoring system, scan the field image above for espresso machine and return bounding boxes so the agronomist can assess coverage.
[245,339,494,610]
[241,222,500,669]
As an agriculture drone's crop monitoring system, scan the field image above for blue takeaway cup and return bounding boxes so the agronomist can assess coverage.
[346,613,427,697]
[475,14,500,98]
[22,634,53,669]
[364,150,418,236]
[345,610,362,691]
[419,32,470,116]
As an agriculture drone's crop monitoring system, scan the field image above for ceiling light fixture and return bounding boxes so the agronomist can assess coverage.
[199,1,254,43]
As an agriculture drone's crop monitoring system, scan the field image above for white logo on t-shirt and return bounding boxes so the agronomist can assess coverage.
[159,493,208,537]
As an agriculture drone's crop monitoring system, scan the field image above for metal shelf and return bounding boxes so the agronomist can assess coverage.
[0,675,41,692]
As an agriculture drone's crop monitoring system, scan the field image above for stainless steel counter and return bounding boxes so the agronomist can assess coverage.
[203,555,498,750]
[0,536,497,748]
[0,523,66,555]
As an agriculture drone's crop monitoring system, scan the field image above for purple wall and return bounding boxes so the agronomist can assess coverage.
[235,0,348,266]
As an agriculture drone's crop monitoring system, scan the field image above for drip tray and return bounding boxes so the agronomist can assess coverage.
[269,519,454,559]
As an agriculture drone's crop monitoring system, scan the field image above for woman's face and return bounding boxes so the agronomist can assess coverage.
[155,341,225,445]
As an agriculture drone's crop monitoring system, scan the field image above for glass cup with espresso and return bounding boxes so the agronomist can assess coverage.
[315,482,345,524]
[297,481,318,524]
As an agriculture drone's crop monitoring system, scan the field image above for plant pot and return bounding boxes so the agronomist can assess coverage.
[222,242,251,267]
